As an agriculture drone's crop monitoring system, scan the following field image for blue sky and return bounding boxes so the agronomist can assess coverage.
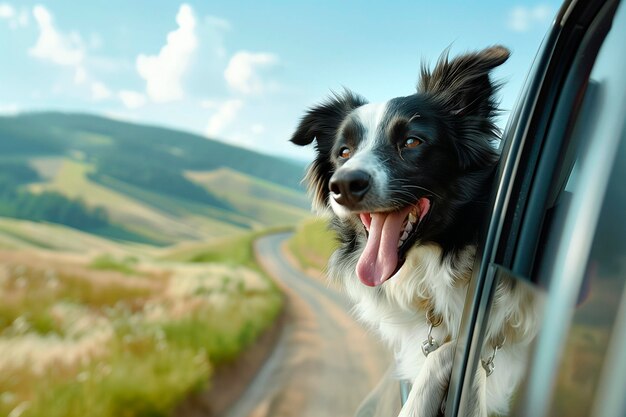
[0,1,562,160]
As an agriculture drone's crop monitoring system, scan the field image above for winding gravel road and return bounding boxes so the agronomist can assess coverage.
[222,232,400,417]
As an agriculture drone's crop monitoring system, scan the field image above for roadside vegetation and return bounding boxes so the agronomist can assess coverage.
[165,233,259,268]
[287,217,338,273]
[0,231,283,417]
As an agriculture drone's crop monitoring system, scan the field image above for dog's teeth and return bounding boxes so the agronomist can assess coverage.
[397,210,419,250]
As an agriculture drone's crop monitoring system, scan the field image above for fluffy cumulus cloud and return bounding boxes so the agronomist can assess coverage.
[136,4,198,103]
[118,90,146,109]
[224,51,278,95]
[205,99,244,137]
[15,3,283,154]
[508,5,553,32]
[29,5,84,66]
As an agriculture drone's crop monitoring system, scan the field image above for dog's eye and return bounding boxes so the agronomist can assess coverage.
[403,137,423,149]
[339,147,352,159]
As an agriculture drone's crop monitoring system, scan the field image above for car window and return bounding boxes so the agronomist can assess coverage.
[544,110,626,417]
[485,3,626,415]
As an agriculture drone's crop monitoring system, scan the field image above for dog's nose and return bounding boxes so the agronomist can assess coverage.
[329,170,371,207]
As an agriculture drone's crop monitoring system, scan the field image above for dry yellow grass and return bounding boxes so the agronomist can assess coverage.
[0,245,282,417]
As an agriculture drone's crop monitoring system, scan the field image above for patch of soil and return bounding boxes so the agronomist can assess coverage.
[174,307,287,417]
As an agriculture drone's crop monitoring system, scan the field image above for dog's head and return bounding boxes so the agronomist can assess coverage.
[290,46,509,286]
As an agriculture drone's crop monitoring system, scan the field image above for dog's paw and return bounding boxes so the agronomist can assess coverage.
[398,342,455,417]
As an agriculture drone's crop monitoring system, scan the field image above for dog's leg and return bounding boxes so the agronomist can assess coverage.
[398,342,455,417]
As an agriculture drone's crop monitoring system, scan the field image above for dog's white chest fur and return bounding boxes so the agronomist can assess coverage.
[329,243,535,416]
[331,244,471,377]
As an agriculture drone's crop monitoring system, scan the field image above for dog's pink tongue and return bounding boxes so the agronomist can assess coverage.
[356,209,409,286]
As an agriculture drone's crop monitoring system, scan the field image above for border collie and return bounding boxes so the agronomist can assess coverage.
[290,46,539,417]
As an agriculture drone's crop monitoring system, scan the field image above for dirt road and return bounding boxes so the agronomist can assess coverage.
[222,232,400,417]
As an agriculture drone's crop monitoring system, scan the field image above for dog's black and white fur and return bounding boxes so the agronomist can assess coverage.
[290,46,539,417]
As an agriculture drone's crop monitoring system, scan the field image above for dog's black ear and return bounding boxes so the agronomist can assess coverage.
[419,46,509,170]
[290,90,367,149]
[290,90,367,211]
[418,45,509,119]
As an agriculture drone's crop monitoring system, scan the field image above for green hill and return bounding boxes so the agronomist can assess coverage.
[0,217,126,252]
[0,112,310,245]
[0,112,305,190]
[186,167,311,227]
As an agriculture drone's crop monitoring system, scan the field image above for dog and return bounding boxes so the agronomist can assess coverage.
[290,46,539,417]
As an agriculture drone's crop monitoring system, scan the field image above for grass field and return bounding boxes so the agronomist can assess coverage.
[0,230,283,417]
[0,217,132,254]
[25,158,310,244]
[163,235,258,267]
[187,167,310,209]
[161,228,290,270]
[27,158,241,243]
[286,217,338,272]
[186,168,311,228]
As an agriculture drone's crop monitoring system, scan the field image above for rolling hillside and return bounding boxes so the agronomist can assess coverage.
[0,112,311,245]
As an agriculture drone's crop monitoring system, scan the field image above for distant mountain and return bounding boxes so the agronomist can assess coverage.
[0,112,311,245]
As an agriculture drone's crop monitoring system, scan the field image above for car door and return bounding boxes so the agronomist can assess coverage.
[444,0,626,415]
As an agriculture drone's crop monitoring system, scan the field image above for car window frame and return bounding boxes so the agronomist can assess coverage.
[519,3,626,414]
[443,0,622,415]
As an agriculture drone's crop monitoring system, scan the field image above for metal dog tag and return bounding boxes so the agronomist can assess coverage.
[421,323,440,357]
[421,338,440,357]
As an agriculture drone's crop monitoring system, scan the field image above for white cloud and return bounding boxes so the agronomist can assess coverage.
[136,4,197,103]
[224,51,278,95]
[508,5,553,32]
[29,5,84,66]
[91,82,112,101]
[0,4,30,29]
[205,99,243,137]
[0,103,19,115]
[0,3,14,19]
[118,90,146,109]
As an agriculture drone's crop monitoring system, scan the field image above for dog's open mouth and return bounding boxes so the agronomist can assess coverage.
[356,197,431,287]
